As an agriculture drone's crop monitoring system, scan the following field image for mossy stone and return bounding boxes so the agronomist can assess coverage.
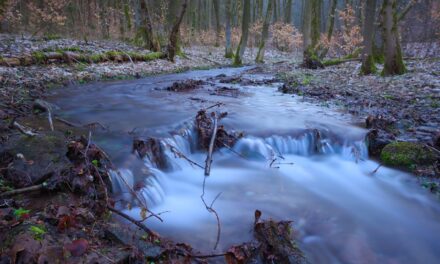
[380,142,437,170]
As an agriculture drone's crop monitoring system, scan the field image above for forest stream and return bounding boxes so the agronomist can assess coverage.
[47,67,440,263]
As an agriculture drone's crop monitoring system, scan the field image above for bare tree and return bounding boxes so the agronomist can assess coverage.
[233,0,251,65]
[167,0,189,62]
[256,0,274,63]
[360,0,377,75]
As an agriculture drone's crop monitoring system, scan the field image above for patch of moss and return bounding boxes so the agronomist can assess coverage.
[32,51,47,64]
[143,52,164,61]
[380,142,437,170]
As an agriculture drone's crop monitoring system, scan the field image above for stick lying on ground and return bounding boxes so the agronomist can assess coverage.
[0,184,44,197]
[10,120,38,137]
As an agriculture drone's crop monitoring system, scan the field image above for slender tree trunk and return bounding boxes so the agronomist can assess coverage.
[381,0,406,76]
[213,0,221,46]
[225,0,233,58]
[256,0,274,63]
[167,0,188,62]
[326,0,337,41]
[233,0,251,65]
[360,0,377,75]
[285,0,292,23]
[139,0,160,51]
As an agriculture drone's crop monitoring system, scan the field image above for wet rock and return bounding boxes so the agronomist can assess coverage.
[380,141,438,170]
[132,138,168,169]
[365,115,397,132]
[366,129,394,157]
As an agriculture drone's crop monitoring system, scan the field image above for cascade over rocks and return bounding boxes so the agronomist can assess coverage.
[132,137,168,169]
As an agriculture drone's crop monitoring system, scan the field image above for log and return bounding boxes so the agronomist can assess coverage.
[0,184,44,197]
[0,51,166,67]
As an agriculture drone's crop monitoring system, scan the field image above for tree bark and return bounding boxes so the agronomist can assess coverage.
[256,0,274,63]
[302,0,323,69]
[167,0,189,62]
[285,0,293,24]
[326,0,337,41]
[213,0,221,47]
[381,0,406,76]
[139,0,160,52]
[233,0,251,65]
[225,0,233,58]
[360,0,377,75]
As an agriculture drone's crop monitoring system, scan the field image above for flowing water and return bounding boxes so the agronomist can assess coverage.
[49,67,440,263]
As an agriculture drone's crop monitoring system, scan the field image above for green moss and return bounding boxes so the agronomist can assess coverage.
[323,58,344,66]
[380,142,437,170]
[89,53,105,63]
[143,52,164,61]
[32,51,47,64]
[360,54,377,75]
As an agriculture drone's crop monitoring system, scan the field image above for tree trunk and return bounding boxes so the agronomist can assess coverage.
[233,0,251,65]
[285,0,292,24]
[167,0,188,62]
[381,0,406,76]
[326,0,337,41]
[360,0,377,75]
[256,0,274,63]
[213,0,221,47]
[139,0,160,52]
[225,0,233,58]
[302,0,323,69]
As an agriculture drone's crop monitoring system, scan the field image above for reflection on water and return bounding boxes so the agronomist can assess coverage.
[49,67,440,264]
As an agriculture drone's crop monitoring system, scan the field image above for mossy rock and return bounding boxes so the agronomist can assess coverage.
[380,142,437,170]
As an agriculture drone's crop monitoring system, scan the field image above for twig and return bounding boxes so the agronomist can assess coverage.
[55,117,80,127]
[425,144,440,156]
[0,184,44,197]
[217,140,248,160]
[107,206,155,236]
[204,114,218,176]
[204,102,224,110]
[200,176,222,250]
[167,144,204,169]
[90,248,115,264]
[11,121,38,137]
[370,164,382,175]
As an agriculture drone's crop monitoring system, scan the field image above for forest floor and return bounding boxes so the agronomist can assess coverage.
[0,34,439,263]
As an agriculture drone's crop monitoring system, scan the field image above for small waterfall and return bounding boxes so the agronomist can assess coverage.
[111,128,368,206]
[233,130,368,162]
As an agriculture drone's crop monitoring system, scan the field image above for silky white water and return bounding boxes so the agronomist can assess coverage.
[49,67,440,263]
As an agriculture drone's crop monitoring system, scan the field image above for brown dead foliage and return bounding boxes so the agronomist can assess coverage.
[225,210,305,264]
[133,137,168,169]
[166,79,206,92]
[195,110,237,151]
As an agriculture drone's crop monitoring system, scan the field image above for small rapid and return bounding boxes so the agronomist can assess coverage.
[48,67,440,264]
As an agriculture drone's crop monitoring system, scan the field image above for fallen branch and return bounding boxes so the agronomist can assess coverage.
[0,184,44,198]
[167,144,205,169]
[55,117,81,127]
[107,205,155,236]
[10,121,38,137]
[204,114,218,176]
[204,102,224,110]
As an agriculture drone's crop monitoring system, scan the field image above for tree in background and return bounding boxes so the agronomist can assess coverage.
[256,0,274,63]
[167,0,188,62]
[213,0,221,47]
[302,0,323,69]
[360,0,377,75]
[224,0,233,58]
[233,0,250,65]
[381,0,405,76]
[138,0,160,52]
